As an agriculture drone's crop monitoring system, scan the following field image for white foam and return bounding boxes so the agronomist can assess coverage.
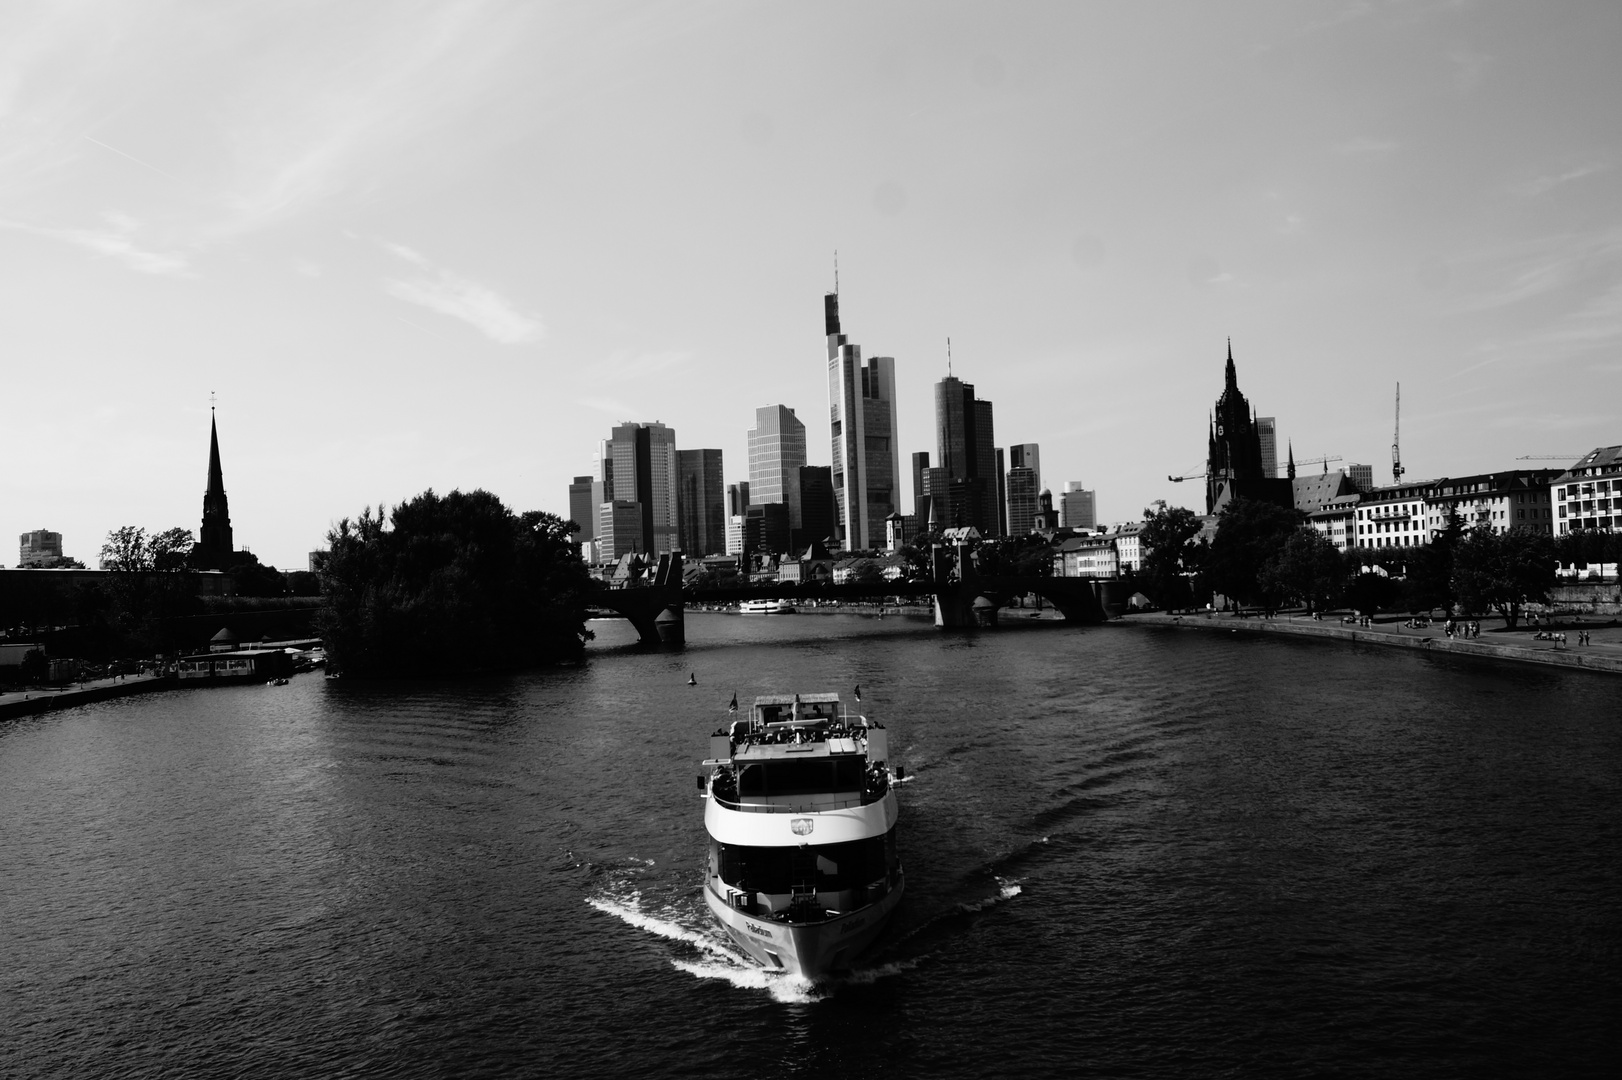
[671,958,821,1003]
[957,877,1023,913]
[586,892,737,963]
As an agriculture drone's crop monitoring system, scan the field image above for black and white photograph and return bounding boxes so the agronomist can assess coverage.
[3,2,1619,1077]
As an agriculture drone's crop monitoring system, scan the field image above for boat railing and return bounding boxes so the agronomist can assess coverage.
[710,793,878,813]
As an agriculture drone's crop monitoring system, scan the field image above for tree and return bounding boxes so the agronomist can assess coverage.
[20,648,49,685]
[1205,497,1302,611]
[1452,525,1555,627]
[97,525,201,650]
[897,530,943,582]
[1260,528,1344,613]
[973,534,1053,579]
[230,562,287,598]
[847,558,885,586]
[1420,505,1467,614]
[317,489,594,678]
[1139,501,1203,612]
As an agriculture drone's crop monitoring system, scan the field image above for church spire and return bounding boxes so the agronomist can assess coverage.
[206,408,225,500]
[197,403,235,570]
[1287,441,1296,480]
[1224,337,1237,392]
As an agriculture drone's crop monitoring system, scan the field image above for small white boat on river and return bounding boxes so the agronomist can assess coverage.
[738,599,796,615]
[698,692,904,978]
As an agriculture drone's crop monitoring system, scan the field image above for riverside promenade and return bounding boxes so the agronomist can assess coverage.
[0,673,174,720]
[1123,609,1622,676]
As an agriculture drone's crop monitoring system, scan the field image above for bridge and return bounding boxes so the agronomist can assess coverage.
[588,543,1122,646]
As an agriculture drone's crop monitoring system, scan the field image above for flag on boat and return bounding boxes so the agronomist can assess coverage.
[728,693,737,714]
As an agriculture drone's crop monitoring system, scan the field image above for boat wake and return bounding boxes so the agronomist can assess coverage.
[587,888,915,1003]
[959,876,1023,913]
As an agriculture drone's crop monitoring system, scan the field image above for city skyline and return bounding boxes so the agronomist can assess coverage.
[4,3,1620,568]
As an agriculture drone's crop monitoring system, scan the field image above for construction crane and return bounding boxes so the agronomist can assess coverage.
[1166,467,1206,483]
[1391,383,1403,483]
[1295,454,1343,476]
[1516,454,1583,461]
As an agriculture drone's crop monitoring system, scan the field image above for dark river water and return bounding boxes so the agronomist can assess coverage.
[3,614,1618,1079]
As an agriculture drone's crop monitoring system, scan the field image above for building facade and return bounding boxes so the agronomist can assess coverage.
[1257,416,1278,479]
[1552,446,1622,535]
[796,464,835,549]
[1060,483,1096,530]
[568,476,595,542]
[932,375,999,535]
[747,405,807,530]
[677,449,726,556]
[825,292,900,551]
[1006,465,1039,536]
[597,421,680,557]
[18,530,64,568]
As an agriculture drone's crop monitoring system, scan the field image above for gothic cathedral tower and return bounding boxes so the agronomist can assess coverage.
[194,409,235,570]
[1204,340,1268,513]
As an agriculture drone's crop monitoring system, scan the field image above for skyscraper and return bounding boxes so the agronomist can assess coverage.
[568,476,595,542]
[194,409,236,570]
[1258,417,1278,479]
[597,421,679,558]
[911,451,931,524]
[1006,466,1038,535]
[933,375,999,534]
[1061,482,1096,530]
[677,449,725,555]
[747,405,807,529]
[825,292,900,550]
[1009,443,1041,490]
[1006,442,1040,537]
[796,465,834,550]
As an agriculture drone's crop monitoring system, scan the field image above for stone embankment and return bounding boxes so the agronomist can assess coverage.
[0,674,175,720]
[1122,611,1622,676]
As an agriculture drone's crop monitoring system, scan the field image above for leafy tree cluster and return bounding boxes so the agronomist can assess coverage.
[317,489,594,678]
[93,525,204,652]
[1205,498,1303,614]
[1139,501,1205,612]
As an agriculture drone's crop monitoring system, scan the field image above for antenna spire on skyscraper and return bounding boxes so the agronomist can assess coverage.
[833,250,839,295]
[947,337,952,376]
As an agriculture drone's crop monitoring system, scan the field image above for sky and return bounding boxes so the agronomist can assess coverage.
[4,0,1620,569]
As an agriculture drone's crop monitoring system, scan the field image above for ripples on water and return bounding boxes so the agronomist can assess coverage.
[2,614,1618,1078]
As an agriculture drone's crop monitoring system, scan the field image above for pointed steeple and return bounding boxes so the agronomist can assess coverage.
[206,410,225,500]
[197,406,235,570]
[1224,338,1237,392]
[1287,441,1296,481]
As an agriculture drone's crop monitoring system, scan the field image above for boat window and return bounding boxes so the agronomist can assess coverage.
[714,837,888,892]
[736,758,865,797]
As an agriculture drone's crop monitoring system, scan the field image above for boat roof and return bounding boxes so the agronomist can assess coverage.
[753,693,842,706]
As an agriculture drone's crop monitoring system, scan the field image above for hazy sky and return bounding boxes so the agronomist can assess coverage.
[4,0,1620,568]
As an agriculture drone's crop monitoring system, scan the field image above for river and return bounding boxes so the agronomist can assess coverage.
[2,613,1617,1078]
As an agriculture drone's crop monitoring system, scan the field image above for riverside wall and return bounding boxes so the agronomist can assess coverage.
[1122,611,1622,676]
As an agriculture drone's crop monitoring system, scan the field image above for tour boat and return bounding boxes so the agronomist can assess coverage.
[738,599,796,615]
[698,692,904,978]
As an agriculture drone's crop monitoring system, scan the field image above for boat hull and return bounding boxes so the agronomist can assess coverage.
[703,874,904,978]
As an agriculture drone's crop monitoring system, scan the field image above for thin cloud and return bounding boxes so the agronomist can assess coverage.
[381,242,542,345]
[0,210,189,275]
[1516,162,1610,197]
